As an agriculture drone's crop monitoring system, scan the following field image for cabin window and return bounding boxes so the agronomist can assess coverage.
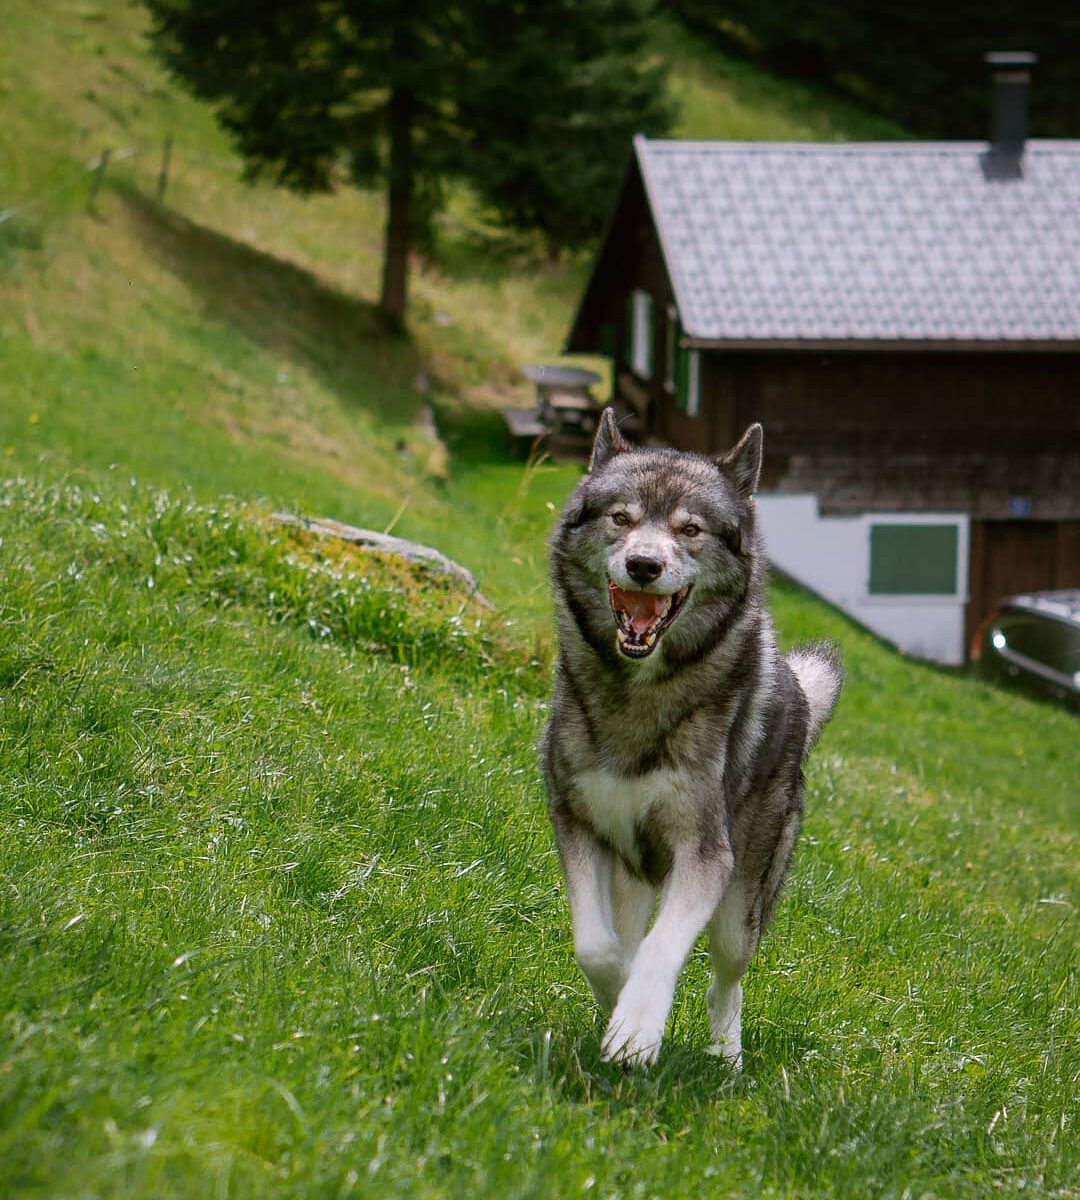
[675,343,701,418]
[867,521,960,596]
[685,349,701,417]
[664,305,678,393]
[627,289,653,380]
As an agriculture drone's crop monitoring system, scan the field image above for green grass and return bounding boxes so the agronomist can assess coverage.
[653,16,906,142]
[1,2,1078,1197]
[1,479,1075,1200]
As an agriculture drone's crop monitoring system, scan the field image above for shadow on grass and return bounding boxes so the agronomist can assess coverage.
[562,1043,742,1130]
[435,402,515,470]
[427,216,590,286]
[517,1024,789,1125]
[428,220,544,282]
[118,184,426,424]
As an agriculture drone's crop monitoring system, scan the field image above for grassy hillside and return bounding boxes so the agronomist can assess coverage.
[1,3,1076,1199]
[2,480,1075,1200]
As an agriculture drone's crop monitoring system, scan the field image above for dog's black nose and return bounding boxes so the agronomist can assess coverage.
[626,554,663,585]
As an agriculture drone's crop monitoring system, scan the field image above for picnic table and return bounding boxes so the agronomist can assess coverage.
[502,364,602,460]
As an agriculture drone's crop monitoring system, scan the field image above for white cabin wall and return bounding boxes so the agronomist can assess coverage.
[756,494,969,666]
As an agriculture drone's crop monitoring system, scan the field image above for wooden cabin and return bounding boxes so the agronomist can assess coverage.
[565,67,1080,665]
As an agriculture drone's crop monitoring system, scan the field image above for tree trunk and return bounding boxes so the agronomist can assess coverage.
[380,83,414,330]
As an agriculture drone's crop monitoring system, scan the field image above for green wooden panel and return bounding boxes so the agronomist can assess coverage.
[674,319,688,412]
[869,523,959,595]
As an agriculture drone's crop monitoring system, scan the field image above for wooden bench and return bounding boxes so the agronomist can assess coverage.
[501,407,549,456]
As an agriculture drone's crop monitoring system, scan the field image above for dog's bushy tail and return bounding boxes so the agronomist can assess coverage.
[788,641,843,753]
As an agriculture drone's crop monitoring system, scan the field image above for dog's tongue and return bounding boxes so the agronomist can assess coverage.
[610,585,666,635]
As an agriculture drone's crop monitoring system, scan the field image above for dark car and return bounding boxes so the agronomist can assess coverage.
[974,590,1080,710]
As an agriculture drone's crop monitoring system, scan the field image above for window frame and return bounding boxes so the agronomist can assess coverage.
[663,304,678,394]
[861,514,969,605]
[628,288,653,381]
[672,320,701,419]
[684,348,701,418]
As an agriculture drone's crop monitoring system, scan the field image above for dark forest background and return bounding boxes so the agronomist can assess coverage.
[667,0,1079,138]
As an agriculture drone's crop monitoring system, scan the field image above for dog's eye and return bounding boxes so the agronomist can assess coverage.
[681,523,702,537]
[611,512,631,527]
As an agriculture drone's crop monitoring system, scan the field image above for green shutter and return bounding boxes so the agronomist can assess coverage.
[674,319,688,412]
[868,524,959,595]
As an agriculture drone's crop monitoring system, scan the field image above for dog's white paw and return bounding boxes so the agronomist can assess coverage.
[600,995,666,1067]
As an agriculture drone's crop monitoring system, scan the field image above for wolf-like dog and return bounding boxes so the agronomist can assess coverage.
[542,410,842,1068]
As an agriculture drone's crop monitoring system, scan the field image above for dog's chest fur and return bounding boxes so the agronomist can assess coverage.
[570,765,698,879]
[555,650,736,879]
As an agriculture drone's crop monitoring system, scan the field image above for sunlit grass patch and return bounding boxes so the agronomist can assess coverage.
[2,467,1076,1200]
[0,477,515,681]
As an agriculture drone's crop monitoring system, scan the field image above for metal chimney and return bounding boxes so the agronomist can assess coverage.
[982,51,1037,180]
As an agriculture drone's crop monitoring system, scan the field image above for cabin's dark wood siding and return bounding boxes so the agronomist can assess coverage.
[660,349,1080,459]
[651,348,1080,656]
[648,352,735,453]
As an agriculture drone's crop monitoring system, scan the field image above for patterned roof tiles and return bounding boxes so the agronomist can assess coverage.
[635,137,1080,345]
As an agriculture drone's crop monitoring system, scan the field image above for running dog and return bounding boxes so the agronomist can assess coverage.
[542,410,842,1067]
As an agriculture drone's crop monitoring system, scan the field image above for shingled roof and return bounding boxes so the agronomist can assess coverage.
[628,135,1080,348]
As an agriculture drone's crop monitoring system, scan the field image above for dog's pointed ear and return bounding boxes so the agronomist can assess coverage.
[589,407,629,473]
[717,423,763,499]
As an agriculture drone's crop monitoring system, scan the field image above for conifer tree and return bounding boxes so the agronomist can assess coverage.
[460,0,673,259]
[146,0,474,328]
[145,1,673,326]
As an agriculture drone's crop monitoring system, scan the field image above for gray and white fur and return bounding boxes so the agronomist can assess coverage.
[542,410,842,1068]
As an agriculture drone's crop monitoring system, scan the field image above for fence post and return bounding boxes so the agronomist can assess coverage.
[88,149,111,212]
[157,133,173,201]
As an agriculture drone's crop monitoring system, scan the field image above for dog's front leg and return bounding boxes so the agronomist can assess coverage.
[553,816,627,1014]
[602,845,732,1067]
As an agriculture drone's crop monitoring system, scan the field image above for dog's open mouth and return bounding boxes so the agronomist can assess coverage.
[608,583,691,658]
